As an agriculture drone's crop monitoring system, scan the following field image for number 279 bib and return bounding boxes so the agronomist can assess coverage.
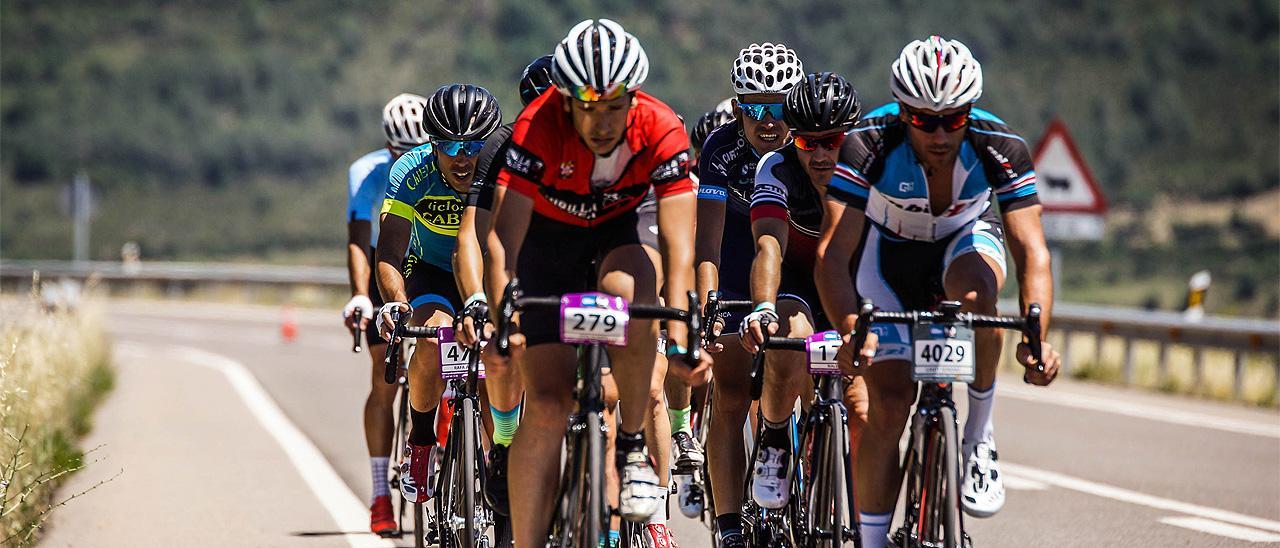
[560,293,630,346]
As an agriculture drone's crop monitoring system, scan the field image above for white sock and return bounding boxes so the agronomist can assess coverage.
[859,511,892,548]
[370,456,390,502]
[964,383,996,445]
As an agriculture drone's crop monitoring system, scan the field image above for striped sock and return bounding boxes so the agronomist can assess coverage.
[859,511,892,548]
[491,404,521,446]
[370,456,390,502]
[667,405,692,435]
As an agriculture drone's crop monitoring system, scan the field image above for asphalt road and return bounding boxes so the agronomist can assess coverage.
[39,300,1280,547]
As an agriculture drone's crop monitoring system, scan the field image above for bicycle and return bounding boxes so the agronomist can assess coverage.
[351,309,424,543]
[493,278,701,548]
[385,310,507,547]
[852,300,1042,548]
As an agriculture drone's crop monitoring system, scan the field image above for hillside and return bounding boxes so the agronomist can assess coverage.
[1,0,1277,315]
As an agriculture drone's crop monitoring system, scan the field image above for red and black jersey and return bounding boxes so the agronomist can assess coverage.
[497,88,694,227]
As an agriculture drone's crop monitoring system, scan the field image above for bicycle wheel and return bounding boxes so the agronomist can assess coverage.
[458,397,477,547]
[584,410,606,548]
[413,501,426,548]
[805,413,836,547]
[938,406,963,548]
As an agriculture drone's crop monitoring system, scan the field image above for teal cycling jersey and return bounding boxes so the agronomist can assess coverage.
[381,143,465,271]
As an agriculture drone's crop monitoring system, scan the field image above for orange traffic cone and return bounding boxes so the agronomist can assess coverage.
[281,305,298,342]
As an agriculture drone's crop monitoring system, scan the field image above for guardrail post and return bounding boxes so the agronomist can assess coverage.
[1155,342,1168,387]
[1059,329,1072,377]
[1233,351,1247,400]
[1192,348,1205,395]
[1122,337,1135,385]
[1094,333,1105,374]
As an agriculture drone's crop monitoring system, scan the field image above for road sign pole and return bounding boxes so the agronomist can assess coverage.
[72,173,90,263]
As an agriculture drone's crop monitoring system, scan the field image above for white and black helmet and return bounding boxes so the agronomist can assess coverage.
[891,36,983,111]
[731,42,804,95]
[551,18,649,101]
[382,93,430,153]
[422,84,503,141]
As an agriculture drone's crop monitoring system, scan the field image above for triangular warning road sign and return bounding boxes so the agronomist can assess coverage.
[1032,119,1107,214]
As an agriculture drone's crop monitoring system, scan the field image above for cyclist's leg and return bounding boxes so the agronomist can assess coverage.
[707,333,751,521]
[645,352,672,489]
[750,297,815,508]
[509,343,578,547]
[364,340,396,461]
[398,301,453,503]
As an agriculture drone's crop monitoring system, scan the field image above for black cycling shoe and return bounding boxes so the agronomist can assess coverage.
[484,444,511,516]
[672,431,705,471]
[717,532,748,548]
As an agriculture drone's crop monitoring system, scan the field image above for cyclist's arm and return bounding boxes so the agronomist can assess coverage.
[1002,204,1053,331]
[658,190,698,350]
[815,198,866,335]
[347,221,372,297]
[695,198,725,307]
[453,205,490,299]
[749,217,786,307]
[374,213,411,304]
[485,185,532,324]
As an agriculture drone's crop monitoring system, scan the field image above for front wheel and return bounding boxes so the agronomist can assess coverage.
[458,397,477,548]
[938,407,963,548]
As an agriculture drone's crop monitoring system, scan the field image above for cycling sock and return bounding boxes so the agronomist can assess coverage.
[964,382,996,445]
[668,405,693,435]
[617,429,646,456]
[490,403,520,446]
[370,457,390,501]
[715,512,743,538]
[409,407,438,446]
[761,416,790,448]
[859,511,892,548]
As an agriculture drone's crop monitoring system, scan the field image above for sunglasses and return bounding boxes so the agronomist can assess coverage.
[904,107,971,133]
[436,140,486,157]
[565,83,629,103]
[738,102,785,121]
[793,132,847,151]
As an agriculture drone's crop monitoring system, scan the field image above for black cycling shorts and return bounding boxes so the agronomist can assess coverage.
[517,204,659,346]
[777,265,832,332]
[404,254,463,316]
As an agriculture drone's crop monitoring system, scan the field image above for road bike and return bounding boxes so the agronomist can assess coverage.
[494,279,701,548]
[855,300,1042,548]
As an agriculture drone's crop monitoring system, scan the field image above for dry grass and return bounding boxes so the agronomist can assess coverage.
[0,289,115,546]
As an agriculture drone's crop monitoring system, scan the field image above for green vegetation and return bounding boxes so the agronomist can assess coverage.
[0,293,115,546]
[1,0,1277,314]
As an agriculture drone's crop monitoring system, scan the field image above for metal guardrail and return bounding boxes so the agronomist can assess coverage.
[5,259,1278,401]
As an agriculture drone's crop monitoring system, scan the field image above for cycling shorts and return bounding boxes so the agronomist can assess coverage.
[856,207,1006,361]
[777,265,832,333]
[404,254,462,315]
[517,203,659,346]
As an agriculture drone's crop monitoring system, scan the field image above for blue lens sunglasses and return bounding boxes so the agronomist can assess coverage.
[436,140,486,157]
[738,102,785,121]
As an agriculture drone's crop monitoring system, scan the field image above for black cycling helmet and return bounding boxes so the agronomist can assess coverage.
[690,109,734,152]
[784,72,862,133]
[519,55,555,106]
[422,84,503,141]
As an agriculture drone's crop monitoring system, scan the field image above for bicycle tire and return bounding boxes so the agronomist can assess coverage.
[585,410,606,548]
[939,406,963,548]
[413,501,425,548]
[393,385,411,536]
[459,397,477,547]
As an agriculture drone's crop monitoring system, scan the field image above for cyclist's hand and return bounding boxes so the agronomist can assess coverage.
[739,308,778,354]
[455,298,489,347]
[703,315,728,353]
[837,330,879,374]
[1018,339,1060,386]
[668,348,714,387]
[376,302,411,342]
[343,294,373,331]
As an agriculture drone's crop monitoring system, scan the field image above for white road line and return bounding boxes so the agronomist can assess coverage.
[1159,516,1280,543]
[156,344,396,548]
[1003,462,1280,534]
[1001,474,1048,491]
[1000,384,1280,439]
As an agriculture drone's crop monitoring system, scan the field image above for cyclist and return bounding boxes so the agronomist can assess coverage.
[375,84,503,505]
[695,42,803,547]
[484,19,710,547]
[813,36,1062,548]
[342,92,430,535]
[740,71,870,512]
[452,54,555,518]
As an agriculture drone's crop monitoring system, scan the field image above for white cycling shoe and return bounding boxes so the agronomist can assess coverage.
[750,445,792,509]
[674,474,703,518]
[961,439,1005,518]
[619,449,664,522]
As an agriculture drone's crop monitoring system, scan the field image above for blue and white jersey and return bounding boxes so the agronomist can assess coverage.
[347,148,393,246]
[829,103,1039,242]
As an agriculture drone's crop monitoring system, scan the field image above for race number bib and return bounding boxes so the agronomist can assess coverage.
[560,293,629,346]
[437,327,485,380]
[911,323,975,383]
[806,331,842,376]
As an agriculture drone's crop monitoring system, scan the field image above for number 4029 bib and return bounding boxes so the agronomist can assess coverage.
[911,323,975,383]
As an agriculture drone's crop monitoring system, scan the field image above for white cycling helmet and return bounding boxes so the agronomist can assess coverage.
[713,97,734,118]
[382,93,430,153]
[890,36,983,111]
[551,18,649,102]
[731,42,804,95]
